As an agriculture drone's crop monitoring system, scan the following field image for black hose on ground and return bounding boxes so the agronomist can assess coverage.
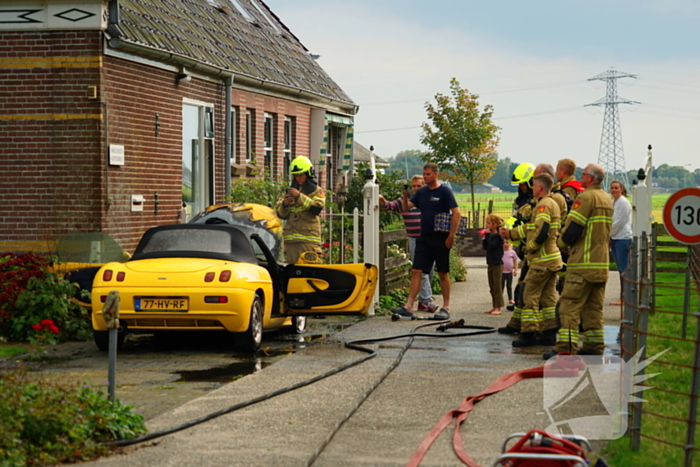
[105,320,496,450]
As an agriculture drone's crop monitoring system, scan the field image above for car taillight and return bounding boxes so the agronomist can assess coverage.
[102,270,113,281]
[219,270,231,282]
[204,272,215,282]
[204,296,228,304]
[116,272,125,282]
[100,295,107,303]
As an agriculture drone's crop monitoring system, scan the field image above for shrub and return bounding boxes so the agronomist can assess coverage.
[0,371,146,465]
[0,253,48,320]
[0,253,91,343]
[229,171,287,207]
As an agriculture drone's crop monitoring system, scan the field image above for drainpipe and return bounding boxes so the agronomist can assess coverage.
[225,76,233,200]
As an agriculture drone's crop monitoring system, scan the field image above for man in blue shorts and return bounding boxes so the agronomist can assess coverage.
[391,163,461,319]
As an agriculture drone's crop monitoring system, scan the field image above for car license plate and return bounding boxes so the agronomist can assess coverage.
[135,297,189,312]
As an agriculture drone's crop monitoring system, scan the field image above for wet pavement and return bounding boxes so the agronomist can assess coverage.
[0,317,361,421]
[2,257,624,466]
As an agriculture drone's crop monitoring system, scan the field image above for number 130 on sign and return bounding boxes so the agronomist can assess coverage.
[663,188,700,245]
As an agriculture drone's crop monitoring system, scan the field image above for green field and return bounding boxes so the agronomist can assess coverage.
[455,192,672,225]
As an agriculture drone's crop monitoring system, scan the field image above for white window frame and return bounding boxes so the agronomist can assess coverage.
[283,116,294,184]
[263,112,275,175]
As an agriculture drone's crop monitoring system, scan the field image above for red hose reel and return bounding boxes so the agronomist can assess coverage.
[493,429,590,467]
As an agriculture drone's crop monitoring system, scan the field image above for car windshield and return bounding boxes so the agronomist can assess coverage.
[141,229,231,254]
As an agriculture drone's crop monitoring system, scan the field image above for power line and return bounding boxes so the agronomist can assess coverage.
[586,68,639,190]
[354,105,585,134]
[357,80,583,107]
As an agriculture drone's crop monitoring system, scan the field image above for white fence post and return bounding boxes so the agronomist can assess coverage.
[632,145,654,238]
[362,154,380,315]
[353,208,359,264]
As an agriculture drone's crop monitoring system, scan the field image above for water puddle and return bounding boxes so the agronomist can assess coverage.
[487,324,622,355]
[175,360,267,383]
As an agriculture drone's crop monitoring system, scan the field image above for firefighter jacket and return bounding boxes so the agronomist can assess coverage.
[550,189,568,223]
[557,183,613,282]
[558,176,584,201]
[509,194,562,271]
[505,201,530,247]
[275,181,325,245]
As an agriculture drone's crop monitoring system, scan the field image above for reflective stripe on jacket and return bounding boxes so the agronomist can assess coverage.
[275,185,325,244]
[558,183,613,282]
[511,194,562,270]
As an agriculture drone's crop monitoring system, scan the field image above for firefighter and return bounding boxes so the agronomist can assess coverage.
[275,155,325,264]
[533,163,567,340]
[498,162,535,335]
[554,158,584,205]
[500,173,562,347]
[544,164,613,359]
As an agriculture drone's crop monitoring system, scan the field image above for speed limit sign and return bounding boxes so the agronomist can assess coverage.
[663,188,700,245]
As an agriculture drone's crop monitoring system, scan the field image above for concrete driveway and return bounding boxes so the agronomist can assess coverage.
[73,257,622,467]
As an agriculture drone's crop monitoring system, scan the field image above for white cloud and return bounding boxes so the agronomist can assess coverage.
[269,1,700,172]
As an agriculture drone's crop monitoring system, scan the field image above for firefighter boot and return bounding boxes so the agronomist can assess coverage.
[536,328,557,346]
[512,332,538,347]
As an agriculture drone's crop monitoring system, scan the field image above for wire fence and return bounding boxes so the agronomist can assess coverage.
[621,225,700,465]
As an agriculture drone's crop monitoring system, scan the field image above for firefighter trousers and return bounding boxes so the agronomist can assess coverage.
[554,272,606,355]
[519,265,559,334]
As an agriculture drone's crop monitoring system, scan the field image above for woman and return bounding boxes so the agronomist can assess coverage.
[609,180,632,306]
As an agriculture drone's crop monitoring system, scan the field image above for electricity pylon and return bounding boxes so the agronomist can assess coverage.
[585,68,640,191]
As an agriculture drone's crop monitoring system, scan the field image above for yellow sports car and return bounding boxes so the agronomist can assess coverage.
[90,215,377,352]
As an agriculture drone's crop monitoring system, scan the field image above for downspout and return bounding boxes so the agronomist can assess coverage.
[225,76,233,200]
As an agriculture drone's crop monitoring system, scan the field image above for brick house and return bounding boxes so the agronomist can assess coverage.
[0,0,357,253]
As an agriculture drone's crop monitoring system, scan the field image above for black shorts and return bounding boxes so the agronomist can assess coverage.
[413,234,450,274]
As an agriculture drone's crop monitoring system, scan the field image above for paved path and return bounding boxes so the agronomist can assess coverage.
[71,257,622,467]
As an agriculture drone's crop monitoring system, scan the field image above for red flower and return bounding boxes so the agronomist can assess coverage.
[31,324,42,331]
[323,243,330,248]
[48,325,60,334]
[40,319,54,327]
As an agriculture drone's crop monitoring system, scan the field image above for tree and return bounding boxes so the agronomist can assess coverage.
[420,78,500,225]
[387,150,425,180]
[487,156,518,192]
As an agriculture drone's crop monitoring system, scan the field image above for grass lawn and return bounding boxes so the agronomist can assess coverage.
[454,192,671,226]
[0,344,31,358]
[604,238,700,465]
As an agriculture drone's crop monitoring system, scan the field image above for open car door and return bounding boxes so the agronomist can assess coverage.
[282,263,378,316]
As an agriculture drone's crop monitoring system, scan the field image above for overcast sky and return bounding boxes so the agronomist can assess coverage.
[265,0,700,174]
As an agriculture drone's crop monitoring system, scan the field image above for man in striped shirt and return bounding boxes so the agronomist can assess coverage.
[379,174,436,312]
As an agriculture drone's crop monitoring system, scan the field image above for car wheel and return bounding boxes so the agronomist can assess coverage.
[234,294,263,352]
[286,315,307,334]
[93,329,125,352]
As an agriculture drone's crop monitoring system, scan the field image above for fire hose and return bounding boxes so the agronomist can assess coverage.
[406,353,594,467]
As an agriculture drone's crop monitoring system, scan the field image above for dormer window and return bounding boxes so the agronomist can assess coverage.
[229,0,254,21]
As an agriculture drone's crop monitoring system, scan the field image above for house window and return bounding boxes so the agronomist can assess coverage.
[283,116,294,184]
[229,0,253,21]
[249,0,280,31]
[245,109,254,163]
[230,106,237,162]
[326,124,343,191]
[263,112,275,175]
[182,102,215,221]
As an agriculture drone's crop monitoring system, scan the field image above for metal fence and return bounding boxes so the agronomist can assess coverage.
[621,225,700,465]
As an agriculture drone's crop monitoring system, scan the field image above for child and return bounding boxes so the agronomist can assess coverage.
[483,214,504,315]
[501,240,519,305]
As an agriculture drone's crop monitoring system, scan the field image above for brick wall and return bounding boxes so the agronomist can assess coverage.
[231,89,312,181]
[101,56,227,250]
[459,229,487,257]
[0,31,103,251]
[1,31,325,254]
